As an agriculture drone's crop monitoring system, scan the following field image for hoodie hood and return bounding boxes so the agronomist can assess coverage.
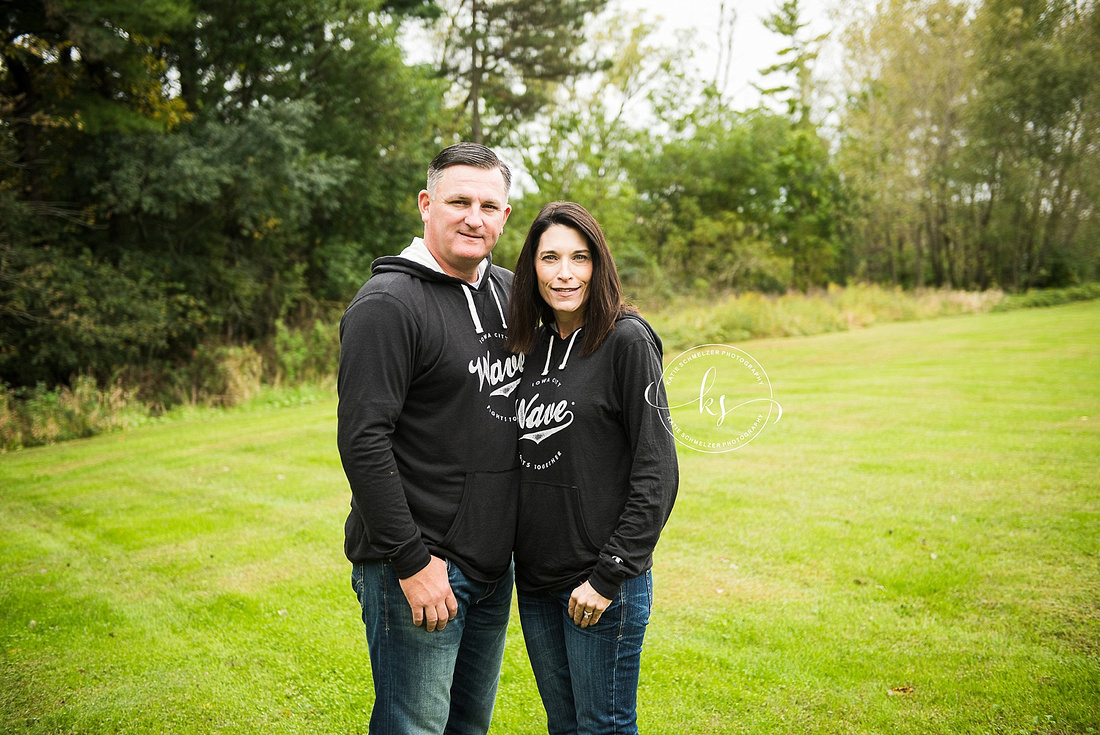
[618,311,664,356]
[372,237,488,285]
[372,238,508,334]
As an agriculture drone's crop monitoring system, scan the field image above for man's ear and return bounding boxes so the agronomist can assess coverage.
[418,190,431,223]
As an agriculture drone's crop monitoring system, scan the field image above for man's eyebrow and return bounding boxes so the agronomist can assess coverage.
[444,192,503,206]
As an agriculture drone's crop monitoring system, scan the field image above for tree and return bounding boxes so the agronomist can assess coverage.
[835,0,1098,290]
[757,0,845,288]
[503,8,689,280]
[431,0,609,145]
[1,0,446,389]
[1,0,191,204]
[1,0,198,385]
[836,0,974,288]
[629,95,802,293]
[758,0,828,126]
[966,0,1100,288]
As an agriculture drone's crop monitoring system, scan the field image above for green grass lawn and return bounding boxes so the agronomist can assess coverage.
[2,301,1098,734]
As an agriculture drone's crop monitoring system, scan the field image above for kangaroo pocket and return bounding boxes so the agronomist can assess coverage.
[440,467,519,581]
[514,481,601,588]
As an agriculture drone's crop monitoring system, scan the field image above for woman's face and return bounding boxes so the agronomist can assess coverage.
[535,224,593,323]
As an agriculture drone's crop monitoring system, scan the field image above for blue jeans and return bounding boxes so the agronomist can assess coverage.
[352,560,513,735]
[517,572,653,735]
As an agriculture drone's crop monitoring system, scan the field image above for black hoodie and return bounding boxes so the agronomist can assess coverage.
[513,313,679,598]
[337,239,522,583]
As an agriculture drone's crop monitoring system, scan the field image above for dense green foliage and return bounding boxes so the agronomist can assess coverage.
[2,0,440,390]
[2,302,1097,733]
[2,0,1098,409]
[836,0,1100,291]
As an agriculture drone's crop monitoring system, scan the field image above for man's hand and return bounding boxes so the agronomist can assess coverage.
[398,555,458,632]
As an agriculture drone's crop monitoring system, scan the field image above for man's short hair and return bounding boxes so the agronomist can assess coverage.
[426,143,512,197]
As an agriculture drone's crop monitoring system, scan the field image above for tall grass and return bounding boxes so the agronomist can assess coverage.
[640,283,1008,353]
[991,282,1100,311]
[272,318,341,386]
[1,320,339,451]
[0,377,150,450]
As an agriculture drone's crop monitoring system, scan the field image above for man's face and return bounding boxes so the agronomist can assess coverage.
[418,165,511,282]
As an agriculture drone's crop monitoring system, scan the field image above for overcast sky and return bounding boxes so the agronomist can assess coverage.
[399,0,841,112]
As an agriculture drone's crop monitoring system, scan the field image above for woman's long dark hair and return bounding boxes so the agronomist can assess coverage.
[506,201,634,357]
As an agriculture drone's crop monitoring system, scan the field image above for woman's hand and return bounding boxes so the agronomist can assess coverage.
[568,581,612,628]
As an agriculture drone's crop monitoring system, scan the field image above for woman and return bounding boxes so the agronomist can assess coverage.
[507,201,679,735]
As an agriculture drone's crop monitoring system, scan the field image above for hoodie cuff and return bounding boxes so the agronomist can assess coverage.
[391,543,432,580]
[588,561,627,600]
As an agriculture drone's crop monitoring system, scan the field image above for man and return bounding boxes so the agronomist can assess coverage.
[337,143,522,734]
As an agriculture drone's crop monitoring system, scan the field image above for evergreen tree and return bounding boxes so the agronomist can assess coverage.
[1,0,444,388]
[433,0,609,145]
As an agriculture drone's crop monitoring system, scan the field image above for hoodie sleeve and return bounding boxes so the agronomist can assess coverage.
[588,327,680,599]
[337,288,432,579]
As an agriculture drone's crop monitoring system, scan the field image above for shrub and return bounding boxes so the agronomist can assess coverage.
[992,283,1100,311]
[172,344,264,407]
[1,376,150,451]
[643,283,1008,353]
[6,284,1093,450]
[273,318,339,386]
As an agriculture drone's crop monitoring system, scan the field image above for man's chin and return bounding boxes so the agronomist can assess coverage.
[456,235,489,249]
[453,242,494,260]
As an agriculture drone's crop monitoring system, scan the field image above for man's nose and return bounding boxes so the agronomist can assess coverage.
[464,206,484,227]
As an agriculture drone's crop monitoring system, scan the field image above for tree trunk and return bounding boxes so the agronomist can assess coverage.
[925,202,945,287]
[913,221,925,288]
[469,0,484,144]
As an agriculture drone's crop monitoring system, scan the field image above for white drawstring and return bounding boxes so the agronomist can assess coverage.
[541,327,582,375]
[462,285,483,334]
[489,280,508,328]
[559,328,582,370]
[541,335,554,376]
